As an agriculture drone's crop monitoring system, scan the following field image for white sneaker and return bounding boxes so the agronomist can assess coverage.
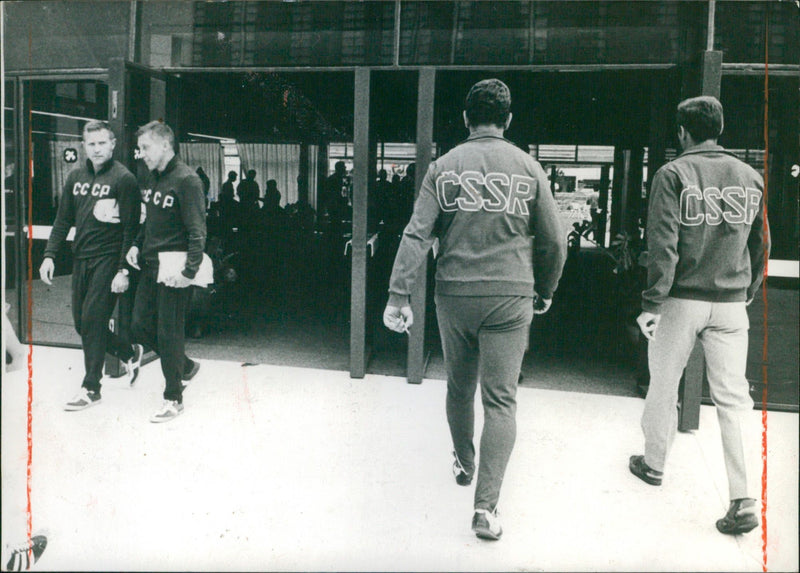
[472,508,502,540]
[150,400,184,423]
[124,344,144,386]
[4,533,47,571]
[64,388,102,411]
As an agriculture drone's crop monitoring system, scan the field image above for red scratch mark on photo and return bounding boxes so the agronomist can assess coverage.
[26,21,35,547]
[760,12,769,572]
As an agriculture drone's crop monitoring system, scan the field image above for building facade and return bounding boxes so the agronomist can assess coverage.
[2,1,798,407]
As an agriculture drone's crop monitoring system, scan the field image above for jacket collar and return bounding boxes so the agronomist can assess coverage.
[86,157,114,175]
[677,141,726,157]
[154,155,179,179]
[461,132,513,146]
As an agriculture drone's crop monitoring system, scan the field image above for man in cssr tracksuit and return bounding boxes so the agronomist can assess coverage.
[384,79,566,540]
[630,96,770,535]
[126,121,206,423]
[40,121,143,411]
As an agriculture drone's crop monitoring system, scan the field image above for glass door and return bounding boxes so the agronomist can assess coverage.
[13,78,109,346]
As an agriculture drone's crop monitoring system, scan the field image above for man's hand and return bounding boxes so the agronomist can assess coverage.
[126,246,141,270]
[383,304,413,334]
[533,292,552,315]
[164,272,193,289]
[110,272,130,294]
[39,257,55,285]
[636,311,661,341]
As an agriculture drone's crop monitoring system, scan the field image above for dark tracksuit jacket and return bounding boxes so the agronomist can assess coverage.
[642,142,771,314]
[44,158,139,269]
[44,158,140,389]
[131,155,206,402]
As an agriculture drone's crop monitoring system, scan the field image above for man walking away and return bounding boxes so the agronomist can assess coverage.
[630,96,770,535]
[383,79,566,540]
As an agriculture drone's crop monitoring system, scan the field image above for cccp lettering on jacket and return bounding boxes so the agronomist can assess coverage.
[140,188,175,209]
[72,182,111,197]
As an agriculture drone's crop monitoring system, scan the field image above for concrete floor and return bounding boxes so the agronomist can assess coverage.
[2,346,798,572]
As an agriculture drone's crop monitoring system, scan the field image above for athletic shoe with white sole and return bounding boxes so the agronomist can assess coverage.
[452,450,474,486]
[4,534,47,571]
[64,388,101,411]
[150,400,184,423]
[472,508,502,540]
[716,498,759,535]
[124,344,144,386]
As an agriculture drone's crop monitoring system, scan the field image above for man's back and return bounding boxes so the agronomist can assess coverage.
[399,134,564,299]
[644,143,769,308]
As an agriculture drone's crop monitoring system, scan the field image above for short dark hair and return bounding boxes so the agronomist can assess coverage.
[676,96,724,142]
[83,120,115,140]
[135,120,175,146]
[465,79,511,128]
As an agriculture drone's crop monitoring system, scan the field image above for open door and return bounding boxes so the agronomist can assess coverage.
[108,59,178,174]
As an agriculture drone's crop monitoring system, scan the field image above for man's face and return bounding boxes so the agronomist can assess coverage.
[137,132,169,171]
[83,129,115,168]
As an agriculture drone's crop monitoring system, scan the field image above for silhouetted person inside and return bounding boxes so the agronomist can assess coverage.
[372,168,392,232]
[263,179,282,215]
[221,170,238,201]
[237,169,261,211]
[216,171,240,242]
[196,166,211,209]
[322,161,350,227]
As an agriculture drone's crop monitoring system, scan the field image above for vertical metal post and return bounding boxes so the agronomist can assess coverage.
[128,1,142,64]
[350,69,370,378]
[393,0,401,67]
[108,59,127,162]
[15,78,28,339]
[706,0,716,52]
[406,67,435,384]
[10,78,26,337]
[701,0,722,98]
[679,0,721,426]
[299,144,309,204]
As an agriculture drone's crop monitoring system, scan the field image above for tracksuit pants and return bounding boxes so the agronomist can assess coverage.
[642,297,755,500]
[131,262,193,403]
[72,255,135,393]
[435,294,533,512]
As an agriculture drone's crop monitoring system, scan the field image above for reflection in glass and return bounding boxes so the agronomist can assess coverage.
[22,80,108,346]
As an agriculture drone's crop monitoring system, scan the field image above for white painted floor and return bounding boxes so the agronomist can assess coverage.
[2,346,798,572]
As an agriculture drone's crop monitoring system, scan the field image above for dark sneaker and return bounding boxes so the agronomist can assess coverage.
[452,450,473,486]
[4,533,47,571]
[472,508,502,540]
[716,498,759,535]
[124,344,144,386]
[150,400,184,423]
[64,388,101,411]
[182,359,200,382]
[629,455,663,486]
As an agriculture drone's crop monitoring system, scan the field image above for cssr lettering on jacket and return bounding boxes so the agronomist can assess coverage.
[140,188,175,209]
[72,182,111,197]
[679,185,762,226]
[435,170,536,215]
